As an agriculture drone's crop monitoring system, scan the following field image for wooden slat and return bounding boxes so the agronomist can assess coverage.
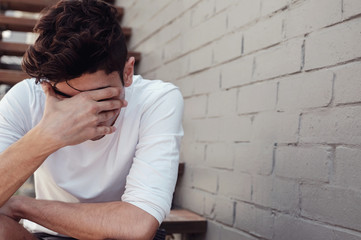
[161,209,207,234]
[0,42,141,62]
[0,15,37,32]
[0,69,29,85]
[0,42,29,57]
[0,15,132,39]
[0,0,124,19]
[0,15,131,38]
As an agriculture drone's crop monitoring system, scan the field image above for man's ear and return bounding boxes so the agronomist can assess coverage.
[123,56,135,87]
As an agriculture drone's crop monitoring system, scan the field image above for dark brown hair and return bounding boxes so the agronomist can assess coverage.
[22,0,127,84]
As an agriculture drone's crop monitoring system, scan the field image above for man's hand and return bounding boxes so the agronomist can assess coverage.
[37,82,127,149]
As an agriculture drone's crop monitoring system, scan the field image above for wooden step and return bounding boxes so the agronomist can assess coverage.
[0,42,28,57]
[0,0,124,19]
[161,209,207,234]
[0,16,37,32]
[0,69,29,85]
[0,42,141,62]
[0,15,132,39]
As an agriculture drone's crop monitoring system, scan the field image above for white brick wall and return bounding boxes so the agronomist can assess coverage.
[118,0,361,239]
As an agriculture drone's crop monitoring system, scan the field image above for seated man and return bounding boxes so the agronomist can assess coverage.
[0,0,183,239]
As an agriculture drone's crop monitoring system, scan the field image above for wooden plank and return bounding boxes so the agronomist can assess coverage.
[0,42,141,62]
[0,15,132,39]
[0,0,124,19]
[0,15,37,32]
[0,42,29,57]
[0,69,29,85]
[161,209,207,234]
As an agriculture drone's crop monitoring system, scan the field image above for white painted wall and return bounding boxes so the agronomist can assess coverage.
[118,0,361,239]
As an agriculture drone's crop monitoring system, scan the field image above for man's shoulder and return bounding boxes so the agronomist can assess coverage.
[131,75,179,100]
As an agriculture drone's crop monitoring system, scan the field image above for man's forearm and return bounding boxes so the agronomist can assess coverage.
[13,196,158,240]
[0,126,59,207]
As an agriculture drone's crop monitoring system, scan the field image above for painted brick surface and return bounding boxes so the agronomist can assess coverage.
[235,202,274,239]
[301,184,361,231]
[275,146,331,182]
[285,0,342,38]
[305,18,361,70]
[334,147,361,190]
[119,0,361,238]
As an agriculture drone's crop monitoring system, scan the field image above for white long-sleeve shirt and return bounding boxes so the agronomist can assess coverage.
[0,75,184,235]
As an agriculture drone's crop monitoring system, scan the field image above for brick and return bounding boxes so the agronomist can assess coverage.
[219,115,253,142]
[343,0,361,19]
[252,175,299,212]
[299,106,361,145]
[234,143,274,175]
[192,167,218,193]
[132,1,197,48]
[253,38,303,81]
[237,81,278,114]
[173,186,204,214]
[221,56,254,89]
[180,141,205,166]
[184,95,207,119]
[188,43,214,73]
[301,184,361,231]
[214,197,235,225]
[334,62,361,105]
[277,70,334,111]
[174,76,194,98]
[204,192,216,218]
[251,111,300,144]
[137,51,163,73]
[243,13,284,53]
[261,0,289,16]
[213,31,243,64]
[183,12,228,53]
[275,146,330,182]
[182,117,196,142]
[334,147,361,191]
[305,18,361,70]
[218,171,252,201]
[190,0,215,27]
[285,0,342,38]
[163,35,183,62]
[274,214,334,240]
[235,202,274,239]
[193,67,221,95]
[220,226,259,240]
[206,143,234,169]
[228,0,261,30]
[194,118,220,142]
[208,88,237,117]
[215,0,239,14]
[155,55,188,81]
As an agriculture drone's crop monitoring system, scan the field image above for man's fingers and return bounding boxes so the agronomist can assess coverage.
[96,99,125,113]
[85,87,122,101]
[95,125,116,136]
[97,109,120,123]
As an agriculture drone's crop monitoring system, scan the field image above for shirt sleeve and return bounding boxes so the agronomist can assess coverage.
[0,81,33,153]
[121,87,184,224]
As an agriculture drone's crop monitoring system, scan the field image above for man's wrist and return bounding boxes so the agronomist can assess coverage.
[9,196,29,220]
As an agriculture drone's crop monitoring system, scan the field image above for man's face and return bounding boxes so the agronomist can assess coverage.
[52,70,126,140]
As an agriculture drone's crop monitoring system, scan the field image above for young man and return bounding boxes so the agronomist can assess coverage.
[0,0,183,239]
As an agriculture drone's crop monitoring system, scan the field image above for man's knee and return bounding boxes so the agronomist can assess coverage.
[0,214,36,240]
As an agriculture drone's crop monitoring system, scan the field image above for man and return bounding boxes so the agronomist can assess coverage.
[0,0,183,239]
